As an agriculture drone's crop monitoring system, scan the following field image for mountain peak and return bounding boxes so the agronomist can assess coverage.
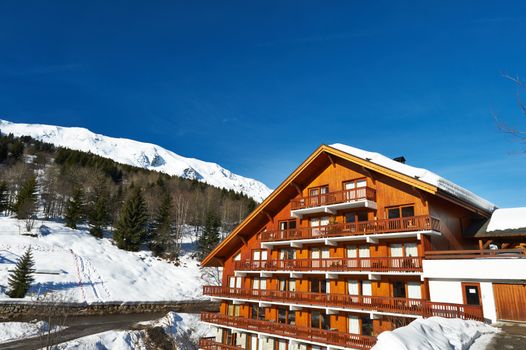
[0,119,272,201]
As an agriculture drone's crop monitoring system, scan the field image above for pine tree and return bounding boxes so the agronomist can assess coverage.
[0,181,8,214]
[114,188,148,251]
[150,193,174,257]
[7,247,35,298]
[197,211,221,260]
[14,175,37,219]
[64,186,84,229]
[87,181,111,238]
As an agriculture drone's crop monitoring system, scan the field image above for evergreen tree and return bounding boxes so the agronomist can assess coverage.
[7,247,35,298]
[114,188,148,251]
[87,181,111,238]
[14,175,37,219]
[150,193,174,257]
[197,211,221,260]
[0,181,8,214]
[64,186,84,229]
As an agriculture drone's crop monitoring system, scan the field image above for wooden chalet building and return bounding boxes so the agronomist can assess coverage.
[199,144,526,350]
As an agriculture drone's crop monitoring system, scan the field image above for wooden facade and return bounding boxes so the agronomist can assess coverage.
[200,145,499,350]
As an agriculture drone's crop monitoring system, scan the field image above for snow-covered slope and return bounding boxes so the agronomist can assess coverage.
[0,217,205,303]
[0,119,271,202]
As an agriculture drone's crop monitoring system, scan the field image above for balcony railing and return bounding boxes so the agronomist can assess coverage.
[201,312,377,349]
[261,215,440,242]
[290,187,376,210]
[425,248,526,259]
[235,256,423,273]
[199,338,244,350]
[203,287,484,321]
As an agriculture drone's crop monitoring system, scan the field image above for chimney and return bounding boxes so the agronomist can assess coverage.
[393,156,406,164]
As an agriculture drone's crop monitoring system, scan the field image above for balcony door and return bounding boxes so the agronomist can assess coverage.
[311,310,330,330]
[344,179,367,201]
[309,185,329,206]
[310,216,329,237]
[387,205,415,230]
[311,278,329,294]
[362,280,372,304]
[279,220,297,240]
[348,315,360,334]
[229,276,242,289]
[311,247,330,268]
[407,281,422,299]
[347,279,359,302]
[250,335,258,350]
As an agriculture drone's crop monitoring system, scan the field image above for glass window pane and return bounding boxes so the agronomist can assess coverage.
[388,208,401,219]
[402,206,415,218]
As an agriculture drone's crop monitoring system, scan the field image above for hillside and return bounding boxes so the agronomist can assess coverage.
[0,216,205,303]
[0,119,271,202]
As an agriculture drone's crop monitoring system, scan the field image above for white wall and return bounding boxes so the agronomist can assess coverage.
[427,280,498,322]
[423,259,526,280]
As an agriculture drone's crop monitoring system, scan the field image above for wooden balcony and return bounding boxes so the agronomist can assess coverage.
[201,312,377,350]
[203,286,484,321]
[199,338,244,350]
[235,256,423,273]
[291,187,376,210]
[425,248,526,259]
[290,188,377,218]
[261,215,440,242]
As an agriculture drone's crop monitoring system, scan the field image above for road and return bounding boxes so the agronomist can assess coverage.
[0,312,167,350]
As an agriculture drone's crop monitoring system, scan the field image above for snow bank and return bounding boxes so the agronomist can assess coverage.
[0,217,205,303]
[0,320,64,343]
[330,143,496,213]
[0,119,271,201]
[372,317,498,350]
[53,312,212,350]
[486,207,526,232]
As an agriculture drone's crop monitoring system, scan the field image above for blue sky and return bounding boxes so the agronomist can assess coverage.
[1,1,526,207]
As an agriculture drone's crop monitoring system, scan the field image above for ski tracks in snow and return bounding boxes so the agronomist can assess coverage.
[69,250,111,302]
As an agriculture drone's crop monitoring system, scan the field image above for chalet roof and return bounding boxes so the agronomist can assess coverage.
[466,207,526,238]
[201,144,497,267]
[330,144,496,213]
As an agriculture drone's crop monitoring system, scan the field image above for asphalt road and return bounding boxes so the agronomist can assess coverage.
[0,312,167,350]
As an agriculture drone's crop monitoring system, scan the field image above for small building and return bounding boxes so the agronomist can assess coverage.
[199,144,526,350]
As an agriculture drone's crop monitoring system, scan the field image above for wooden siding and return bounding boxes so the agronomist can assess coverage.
[493,283,526,321]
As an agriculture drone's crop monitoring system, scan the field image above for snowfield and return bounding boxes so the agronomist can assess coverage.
[0,217,205,303]
[0,119,272,202]
[372,317,499,350]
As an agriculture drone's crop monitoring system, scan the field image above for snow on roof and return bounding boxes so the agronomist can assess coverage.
[330,143,497,213]
[486,207,526,232]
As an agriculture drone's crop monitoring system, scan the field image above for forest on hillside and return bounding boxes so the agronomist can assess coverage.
[0,131,257,260]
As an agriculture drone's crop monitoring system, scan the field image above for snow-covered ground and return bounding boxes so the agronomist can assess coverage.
[372,317,499,350]
[0,217,204,303]
[0,320,64,343]
[53,312,211,350]
[0,119,272,202]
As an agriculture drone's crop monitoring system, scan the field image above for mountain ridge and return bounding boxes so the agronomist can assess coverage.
[0,119,271,201]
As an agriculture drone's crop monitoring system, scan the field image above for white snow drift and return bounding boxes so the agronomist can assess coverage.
[371,317,498,350]
[486,207,526,232]
[0,119,272,202]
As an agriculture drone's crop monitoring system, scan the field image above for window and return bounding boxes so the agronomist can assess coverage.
[251,305,266,320]
[227,303,241,317]
[229,276,242,289]
[279,278,296,292]
[252,249,268,261]
[279,220,297,231]
[311,310,330,329]
[252,277,267,290]
[233,252,241,261]
[311,278,329,293]
[310,216,329,236]
[387,205,415,219]
[278,307,295,324]
[389,242,419,257]
[362,316,373,336]
[308,185,329,206]
[345,212,368,223]
[279,248,296,260]
[343,179,367,200]
[393,281,406,298]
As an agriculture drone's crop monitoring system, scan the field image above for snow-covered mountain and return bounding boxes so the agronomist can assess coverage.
[0,119,271,201]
